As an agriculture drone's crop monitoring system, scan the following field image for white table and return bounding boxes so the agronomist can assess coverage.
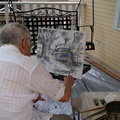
[72,92,120,120]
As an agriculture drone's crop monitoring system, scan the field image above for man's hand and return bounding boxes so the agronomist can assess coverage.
[59,75,74,102]
[64,75,74,87]
[32,95,45,103]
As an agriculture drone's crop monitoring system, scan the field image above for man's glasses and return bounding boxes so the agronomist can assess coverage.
[30,41,35,49]
[22,37,35,49]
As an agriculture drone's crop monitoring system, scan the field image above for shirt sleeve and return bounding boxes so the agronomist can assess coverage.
[28,63,65,101]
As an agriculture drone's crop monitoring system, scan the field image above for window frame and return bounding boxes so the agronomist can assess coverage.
[113,0,120,31]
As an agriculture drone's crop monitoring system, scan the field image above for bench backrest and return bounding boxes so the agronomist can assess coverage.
[13,7,79,54]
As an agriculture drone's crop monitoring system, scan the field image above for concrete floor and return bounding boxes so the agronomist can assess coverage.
[48,60,120,119]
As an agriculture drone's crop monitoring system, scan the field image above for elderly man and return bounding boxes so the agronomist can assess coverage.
[0,22,74,120]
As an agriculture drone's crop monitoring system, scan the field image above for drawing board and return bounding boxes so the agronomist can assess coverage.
[37,28,86,79]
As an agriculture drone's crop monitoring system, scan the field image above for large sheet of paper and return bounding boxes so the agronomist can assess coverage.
[37,28,86,79]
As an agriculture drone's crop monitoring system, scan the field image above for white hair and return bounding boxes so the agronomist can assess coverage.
[0,22,31,46]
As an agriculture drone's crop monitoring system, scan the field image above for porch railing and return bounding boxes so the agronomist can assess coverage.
[0,1,85,27]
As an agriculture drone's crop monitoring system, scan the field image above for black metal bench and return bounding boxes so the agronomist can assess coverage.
[13,7,79,53]
[13,7,94,52]
[12,7,92,79]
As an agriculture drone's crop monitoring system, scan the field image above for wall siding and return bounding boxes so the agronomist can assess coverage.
[82,0,120,76]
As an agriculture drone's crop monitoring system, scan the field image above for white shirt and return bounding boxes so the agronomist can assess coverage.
[0,45,65,120]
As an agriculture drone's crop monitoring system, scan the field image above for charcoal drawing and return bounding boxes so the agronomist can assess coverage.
[37,28,86,79]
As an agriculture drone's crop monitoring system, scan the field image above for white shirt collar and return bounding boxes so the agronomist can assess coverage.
[0,44,20,53]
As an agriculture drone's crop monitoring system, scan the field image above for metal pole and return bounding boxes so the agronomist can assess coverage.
[8,0,16,22]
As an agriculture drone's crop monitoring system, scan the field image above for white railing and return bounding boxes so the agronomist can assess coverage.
[0,1,85,26]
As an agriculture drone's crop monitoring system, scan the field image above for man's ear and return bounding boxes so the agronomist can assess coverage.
[22,38,27,48]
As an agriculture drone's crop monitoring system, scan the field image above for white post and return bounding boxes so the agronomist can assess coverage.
[5,3,9,24]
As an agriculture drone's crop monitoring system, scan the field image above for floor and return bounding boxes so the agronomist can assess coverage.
[48,60,120,119]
